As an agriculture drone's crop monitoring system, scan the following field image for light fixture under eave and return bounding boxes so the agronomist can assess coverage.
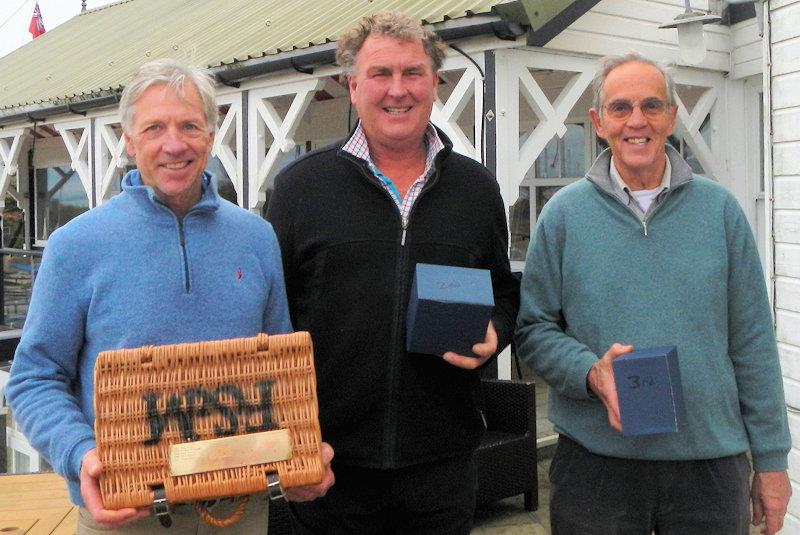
[659,0,721,65]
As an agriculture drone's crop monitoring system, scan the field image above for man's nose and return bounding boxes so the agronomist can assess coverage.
[162,127,188,152]
[387,74,408,97]
[626,104,648,126]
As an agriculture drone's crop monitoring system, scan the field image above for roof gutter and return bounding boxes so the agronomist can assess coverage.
[0,14,523,125]
[0,92,121,128]
[212,15,524,86]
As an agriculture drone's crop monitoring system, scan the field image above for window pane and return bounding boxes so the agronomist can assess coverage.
[207,157,237,205]
[35,166,89,241]
[534,136,561,178]
[534,124,587,179]
[509,186,531,262]
[563,124,586,177]
[2,197,24,249]
[536,186,562,218]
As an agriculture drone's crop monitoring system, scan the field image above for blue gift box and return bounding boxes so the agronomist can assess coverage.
[612,346,686,436]
[406,263,494,356]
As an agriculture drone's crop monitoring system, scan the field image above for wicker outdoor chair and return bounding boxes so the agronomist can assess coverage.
[475,377,538,511]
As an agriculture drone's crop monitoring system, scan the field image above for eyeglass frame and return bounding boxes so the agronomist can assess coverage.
[601,97,674,120]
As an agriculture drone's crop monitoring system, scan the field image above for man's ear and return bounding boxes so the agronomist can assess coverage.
[124,133,136,158]
[589,108,606,141]
[666,104,678,136]
[348,75,357,105]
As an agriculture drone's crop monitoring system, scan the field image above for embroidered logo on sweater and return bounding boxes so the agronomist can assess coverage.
[236,268,243,280]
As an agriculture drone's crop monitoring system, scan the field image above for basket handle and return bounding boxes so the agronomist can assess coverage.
[194,496,249,528]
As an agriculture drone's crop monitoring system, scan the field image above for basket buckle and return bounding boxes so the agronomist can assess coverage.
[267,472,285,501]
[152,486,172,528]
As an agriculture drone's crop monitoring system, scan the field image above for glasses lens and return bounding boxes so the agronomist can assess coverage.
[641,99,667,117]
[606,101,632,118]
[605,99,667,119]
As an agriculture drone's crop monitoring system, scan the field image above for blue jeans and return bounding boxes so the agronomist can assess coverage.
[550,435,751,535]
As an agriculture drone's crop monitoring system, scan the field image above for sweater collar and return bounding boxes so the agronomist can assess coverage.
[121,169,221,216]
[586,144,693,200]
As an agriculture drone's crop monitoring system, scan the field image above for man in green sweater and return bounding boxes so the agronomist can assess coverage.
[515,52,791,535]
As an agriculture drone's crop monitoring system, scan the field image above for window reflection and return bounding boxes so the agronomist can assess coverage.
[206,157,238,205]
[35,166,89,241]
[534,124,586,179]
[510,186,530,262]
[511,123,588,262]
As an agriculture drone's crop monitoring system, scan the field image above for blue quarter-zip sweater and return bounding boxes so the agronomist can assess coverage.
[7,170,292,505]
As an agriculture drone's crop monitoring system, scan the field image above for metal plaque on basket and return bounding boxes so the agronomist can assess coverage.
[93,332,324,513]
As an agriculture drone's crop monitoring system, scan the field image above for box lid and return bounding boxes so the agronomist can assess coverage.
[414,263,494,306]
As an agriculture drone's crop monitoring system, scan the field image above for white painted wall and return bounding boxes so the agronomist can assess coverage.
[545,0,731,70]
[769,0,800,532]
[731,17,763,80]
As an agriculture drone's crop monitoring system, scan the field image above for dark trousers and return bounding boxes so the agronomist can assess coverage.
[289,453,477,535]
[550,435,751,535]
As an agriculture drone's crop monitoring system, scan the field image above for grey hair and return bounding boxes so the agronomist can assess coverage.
[591,52,677,112]
[119,58,218,134]
[335,11,447,78]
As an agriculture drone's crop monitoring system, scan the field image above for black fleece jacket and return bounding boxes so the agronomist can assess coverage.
[266,129,520,469]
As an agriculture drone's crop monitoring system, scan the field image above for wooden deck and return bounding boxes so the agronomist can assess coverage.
[0,472,77,534]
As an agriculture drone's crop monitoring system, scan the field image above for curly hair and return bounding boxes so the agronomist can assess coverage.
[335,11,446,77]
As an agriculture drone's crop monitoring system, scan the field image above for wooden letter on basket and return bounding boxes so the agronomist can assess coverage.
[169,428,293,476]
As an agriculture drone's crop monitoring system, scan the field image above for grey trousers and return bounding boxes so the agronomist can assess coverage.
[549,435,751,535]
[76,494,268,535]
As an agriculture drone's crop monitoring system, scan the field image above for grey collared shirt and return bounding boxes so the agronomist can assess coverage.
[609,155,672,220]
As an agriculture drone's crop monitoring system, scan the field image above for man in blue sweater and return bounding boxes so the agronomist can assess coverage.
[515,53,791,535]
[6,59,333,534]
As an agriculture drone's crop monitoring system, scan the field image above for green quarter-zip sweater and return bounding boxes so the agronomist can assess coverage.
[515,146,790,472]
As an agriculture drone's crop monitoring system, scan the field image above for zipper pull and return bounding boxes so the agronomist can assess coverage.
[642,220,648,236]
[401,222,407,246]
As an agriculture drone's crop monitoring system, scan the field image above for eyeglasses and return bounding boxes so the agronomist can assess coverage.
[603,98,669,120]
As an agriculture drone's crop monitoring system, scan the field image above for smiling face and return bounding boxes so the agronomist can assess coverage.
[124,83,214,216]
[348,35,439,155]
[589,61,677,188]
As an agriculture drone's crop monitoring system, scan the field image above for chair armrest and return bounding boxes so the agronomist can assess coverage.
[480,378,536,435]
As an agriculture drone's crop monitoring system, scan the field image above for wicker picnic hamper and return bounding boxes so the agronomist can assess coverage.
[93,332,323,524]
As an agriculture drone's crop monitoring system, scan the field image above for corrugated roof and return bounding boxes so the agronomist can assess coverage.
[0,0,509,113]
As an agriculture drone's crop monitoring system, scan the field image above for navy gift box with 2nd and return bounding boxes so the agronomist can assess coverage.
[406,263,494,357]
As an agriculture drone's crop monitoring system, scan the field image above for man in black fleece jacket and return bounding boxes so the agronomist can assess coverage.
[266,11,519,534]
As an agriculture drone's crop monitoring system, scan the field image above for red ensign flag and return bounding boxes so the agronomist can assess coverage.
[29,2,46,39]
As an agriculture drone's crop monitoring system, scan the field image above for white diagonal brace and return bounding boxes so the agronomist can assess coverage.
[56,122,92,199]
[212,98,243,205]
[0,129,27,201]
[432,66,481,158]
[519,65,569,139]
[673,92,722,180]
[248,78,324,210]
[686,86,718,134]
[518,68,595,184]
[96,122,128,203]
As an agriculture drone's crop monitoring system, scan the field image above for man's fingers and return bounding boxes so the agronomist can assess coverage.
[609,410,622,432]
[92,508,149,529]
[752,500,764,526]
[320,442,334,464]
[442,352,486,369]
[285,442,336,502]
[604,343,633,361]
[765,513,783,535]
